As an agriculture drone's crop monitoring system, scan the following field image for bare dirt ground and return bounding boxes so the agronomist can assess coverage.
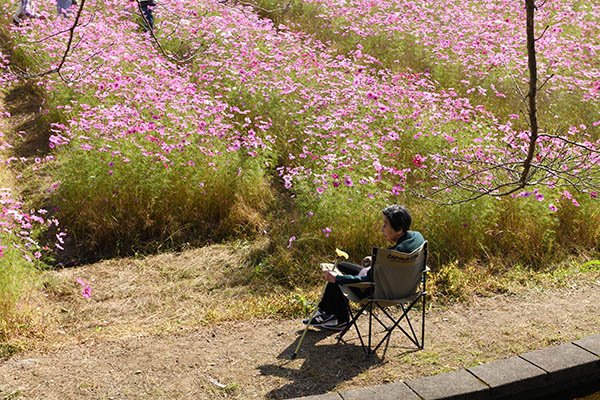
[0,245,598,400]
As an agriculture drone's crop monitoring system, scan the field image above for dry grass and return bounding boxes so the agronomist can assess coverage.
[35,240,319,345]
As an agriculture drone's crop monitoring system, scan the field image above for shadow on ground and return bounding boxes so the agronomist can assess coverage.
[260,327,393,399]
[4,82,51,159]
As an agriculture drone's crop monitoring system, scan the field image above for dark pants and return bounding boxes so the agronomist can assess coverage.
[140,0,155,30]
[318,262,364,323]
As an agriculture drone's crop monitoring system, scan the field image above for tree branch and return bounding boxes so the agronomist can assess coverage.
[537,73,554,91]
[11,0,87,81]
[538,133,599,153]
[20,11,95,44]
[535,25,549,41]
[425,160,522,197]
[413,180,528,205]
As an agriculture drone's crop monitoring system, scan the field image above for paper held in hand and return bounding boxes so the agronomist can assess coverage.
[320,263,335,271]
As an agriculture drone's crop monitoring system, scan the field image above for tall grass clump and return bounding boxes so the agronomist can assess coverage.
[263,184,599,288]
[0,234,35,340]
[52,144,271,260]
[414,192,599,270]
[0,187,48,343]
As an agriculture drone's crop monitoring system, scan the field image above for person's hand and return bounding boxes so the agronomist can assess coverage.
[323,270,338,283]
[362,256,372,267]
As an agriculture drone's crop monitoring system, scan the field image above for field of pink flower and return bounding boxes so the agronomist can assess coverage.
[292,0,599,103]
[0,0,598,281]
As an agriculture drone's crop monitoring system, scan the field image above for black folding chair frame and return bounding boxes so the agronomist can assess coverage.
[336,268,428,358]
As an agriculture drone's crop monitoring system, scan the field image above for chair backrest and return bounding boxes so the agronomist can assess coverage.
[372,241,428,300]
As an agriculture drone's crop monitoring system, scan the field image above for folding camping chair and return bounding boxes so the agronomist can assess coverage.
[336,242,429,357]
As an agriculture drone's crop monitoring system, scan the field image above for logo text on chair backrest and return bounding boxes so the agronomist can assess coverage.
[385,253,419,263]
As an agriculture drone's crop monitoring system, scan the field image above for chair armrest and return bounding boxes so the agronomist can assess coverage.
[342,282,375,289]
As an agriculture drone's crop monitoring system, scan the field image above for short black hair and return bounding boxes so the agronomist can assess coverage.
[382,205,412,232]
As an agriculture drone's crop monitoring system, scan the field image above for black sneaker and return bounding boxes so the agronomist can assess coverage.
[302,309,324,324]
[321,319,349,331]
[303,312,335,327]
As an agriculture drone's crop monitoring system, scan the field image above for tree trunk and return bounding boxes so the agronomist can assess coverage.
[520,0,539,185]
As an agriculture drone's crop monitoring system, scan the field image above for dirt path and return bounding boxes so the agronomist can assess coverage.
[0,251,598,399]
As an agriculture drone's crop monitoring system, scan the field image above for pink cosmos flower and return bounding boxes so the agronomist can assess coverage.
[82,286,92,299]
[442,134,456,143]
[549,204,557,212]
[571,198,580,207]
[76,278,92,299]
[287,235,296,248]
[391,185,404,195]
[412,154,426,168]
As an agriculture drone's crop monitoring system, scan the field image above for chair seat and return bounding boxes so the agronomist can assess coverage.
[361,292,421,307]
[340,282,374,302]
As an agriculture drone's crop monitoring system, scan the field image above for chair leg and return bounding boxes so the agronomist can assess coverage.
[421,292,426,349]
[368,302,373,356]
[337,302,378,357]
[381,327,393,359]
[338,296,427,357]
[374,296,424,351]
[402,303,420,347]
[371,302,410,355]
[337,302,370,356]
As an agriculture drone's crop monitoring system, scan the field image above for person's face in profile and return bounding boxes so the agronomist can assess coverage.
[381,215,404,243]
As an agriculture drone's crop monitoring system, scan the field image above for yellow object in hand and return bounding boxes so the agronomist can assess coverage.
[335,248,349,259]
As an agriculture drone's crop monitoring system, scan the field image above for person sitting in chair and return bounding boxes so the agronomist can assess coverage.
[304,204,424,330]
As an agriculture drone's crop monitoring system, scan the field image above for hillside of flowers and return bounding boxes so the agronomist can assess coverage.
[279,0,599,105]
[0,0,598,283]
